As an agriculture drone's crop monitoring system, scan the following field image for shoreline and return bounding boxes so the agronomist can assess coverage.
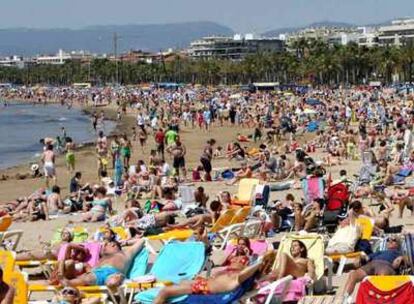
[0,102,131,177]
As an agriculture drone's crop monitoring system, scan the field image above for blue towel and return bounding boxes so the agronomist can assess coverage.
[127,248,149,279]
[150,241,205,283]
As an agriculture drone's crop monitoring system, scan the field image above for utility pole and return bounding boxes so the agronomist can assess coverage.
[113,32,119,85]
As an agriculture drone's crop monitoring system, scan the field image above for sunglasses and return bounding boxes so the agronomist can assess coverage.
[61,287,79,297]
[387,238,397,243]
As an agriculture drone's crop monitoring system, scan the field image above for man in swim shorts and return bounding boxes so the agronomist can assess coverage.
[60,238,145,288]
[41,144,56,188]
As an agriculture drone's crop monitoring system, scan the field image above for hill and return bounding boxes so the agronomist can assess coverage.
[0,21,234,56]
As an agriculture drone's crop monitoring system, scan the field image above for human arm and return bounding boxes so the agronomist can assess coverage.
[0,285,15,304]
[125,238,145,259]
[306,259,316,281]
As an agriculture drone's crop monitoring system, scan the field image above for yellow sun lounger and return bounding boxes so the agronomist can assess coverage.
[274,233,333,293]
[231,178,260,207]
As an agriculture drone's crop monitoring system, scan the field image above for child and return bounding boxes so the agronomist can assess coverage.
[192,166,203,182]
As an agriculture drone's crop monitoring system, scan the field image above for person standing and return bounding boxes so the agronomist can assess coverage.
[154,128,165,161]
[120,134,132,169]
[165,127,178,148]
[200,139,216,182]
[65,137,76,173]
[42,144,56,188]
[167,138,187,180]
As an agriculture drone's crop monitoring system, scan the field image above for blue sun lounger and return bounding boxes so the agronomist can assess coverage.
[132,241,206,304]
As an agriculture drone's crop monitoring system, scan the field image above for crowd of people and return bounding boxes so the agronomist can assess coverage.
[0,83,414,303]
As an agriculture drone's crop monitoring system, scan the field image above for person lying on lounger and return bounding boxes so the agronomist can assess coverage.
[59,238,145,288]
[166,200,223,230]
[261,240,316,282]
[16,228,74,261]
[342,237,405,304]
[153,251,274,304]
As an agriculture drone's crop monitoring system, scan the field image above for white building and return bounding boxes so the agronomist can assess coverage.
[0,55,27,68]
[35,49,93,65]
[378,19,414,46]
[188,34,284,60]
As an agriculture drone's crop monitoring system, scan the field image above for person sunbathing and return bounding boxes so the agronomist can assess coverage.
[211,237,252,276]
[153,254,269,304]
[262,240,316,281]
[126,211,177,237]
[81,187,113,222]
[0,267,14,304]
[51,286,100,304]
[342,237,405,303]
[16,228,74,261]
[60,238,145,288]
[166,200,223,230]
[226,161,252,185]
[50,243,91,284]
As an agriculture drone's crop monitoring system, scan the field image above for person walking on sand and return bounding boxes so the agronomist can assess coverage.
[41,144,56,188]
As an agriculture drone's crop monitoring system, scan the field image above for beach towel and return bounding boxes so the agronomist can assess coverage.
[51,228,88,245]
[356,279,414,304]
[127,248,150,279]
[57,242,101,267]
[302,177,324,204]
[149,241,205,283]
[257,276,310,303]
[393,168,412,184]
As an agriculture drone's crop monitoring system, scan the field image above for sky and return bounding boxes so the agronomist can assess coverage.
[1,0,414,32]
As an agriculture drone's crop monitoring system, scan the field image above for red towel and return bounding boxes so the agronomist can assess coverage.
[356,280,414,304]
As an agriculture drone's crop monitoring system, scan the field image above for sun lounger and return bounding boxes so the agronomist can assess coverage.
[231,178,260,207]
[131,241,206,303]
[0,216,23,251]
[275,233,333,294]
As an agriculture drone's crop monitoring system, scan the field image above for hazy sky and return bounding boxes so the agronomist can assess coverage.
[1,0,413,32]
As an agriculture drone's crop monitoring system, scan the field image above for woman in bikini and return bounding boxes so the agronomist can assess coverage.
[262,240,316,281]
[81,187,112,222]
[153,251,274,304]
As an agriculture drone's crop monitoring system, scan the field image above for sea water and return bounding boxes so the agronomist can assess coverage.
[0,102,115,169]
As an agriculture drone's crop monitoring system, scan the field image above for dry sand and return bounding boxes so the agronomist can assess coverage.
[1,105,413,301]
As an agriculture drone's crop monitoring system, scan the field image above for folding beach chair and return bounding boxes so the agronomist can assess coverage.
[229,206,251,225]
[231,178,260,207]
[178,185,196,212]
[327,216,375,275]
[131,241,206,304]
[146,229,194,254]
[356,275,414,304]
